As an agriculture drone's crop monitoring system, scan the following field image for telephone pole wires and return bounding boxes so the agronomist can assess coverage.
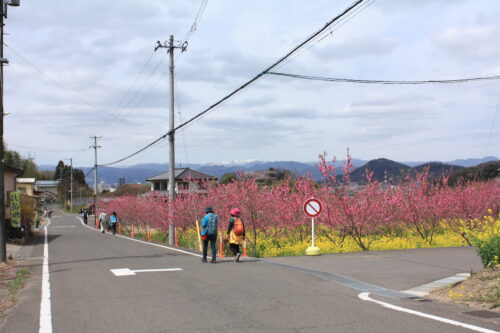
[155,35,187,246]
[90,136,101,225]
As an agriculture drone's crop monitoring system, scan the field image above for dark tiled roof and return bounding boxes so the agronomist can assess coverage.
[146,168,217,181]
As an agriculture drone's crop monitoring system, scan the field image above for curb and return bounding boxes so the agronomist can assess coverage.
[403,273,471,297]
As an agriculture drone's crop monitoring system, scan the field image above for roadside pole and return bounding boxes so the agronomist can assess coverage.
[0,0,20,262]
[304,198,322,256]
[155,35,187,246]
[90,136,101,226]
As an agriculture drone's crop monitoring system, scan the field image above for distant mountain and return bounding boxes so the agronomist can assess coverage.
[413,162,463,179]
[38,156,498,185]
[350,158,411,183]
[403,156,498,168]
[447,161,500,185]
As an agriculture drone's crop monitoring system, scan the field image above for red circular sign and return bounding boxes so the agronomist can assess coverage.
[303,198,322,218]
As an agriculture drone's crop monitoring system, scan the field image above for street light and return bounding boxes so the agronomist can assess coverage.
[0,0,20,263]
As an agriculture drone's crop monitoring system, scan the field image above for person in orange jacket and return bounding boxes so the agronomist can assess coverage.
[226,208,245,262]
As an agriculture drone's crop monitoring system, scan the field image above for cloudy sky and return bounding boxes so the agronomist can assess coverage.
[3,0,500,168]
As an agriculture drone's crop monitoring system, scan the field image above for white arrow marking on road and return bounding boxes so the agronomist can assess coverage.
[110,268,183,276]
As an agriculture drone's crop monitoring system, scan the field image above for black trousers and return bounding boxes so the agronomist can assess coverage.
[229,243,240,256]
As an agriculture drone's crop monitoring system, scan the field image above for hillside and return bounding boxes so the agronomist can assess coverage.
[447,161,500,185]
[350,158,411,183]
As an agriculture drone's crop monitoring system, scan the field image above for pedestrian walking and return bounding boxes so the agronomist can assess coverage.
[98,210,107,233]
[83,209,88,225]
[226,208,245,262]
[109,212,118,235]
[200,206,218,263]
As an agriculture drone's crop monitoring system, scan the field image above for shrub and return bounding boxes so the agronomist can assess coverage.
[473,234,500,268]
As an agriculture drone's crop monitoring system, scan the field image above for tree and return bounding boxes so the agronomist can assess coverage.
[219,172,238,185]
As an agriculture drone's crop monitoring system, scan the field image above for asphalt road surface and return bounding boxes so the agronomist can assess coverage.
[1,207,499,333]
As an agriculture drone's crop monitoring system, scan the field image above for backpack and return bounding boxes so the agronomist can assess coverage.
[207,214,218,235]
[233,217,244,236]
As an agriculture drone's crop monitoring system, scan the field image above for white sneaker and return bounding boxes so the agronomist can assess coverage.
[236,253,241,262]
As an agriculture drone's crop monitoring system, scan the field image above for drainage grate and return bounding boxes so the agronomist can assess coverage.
[406,296,432,302]
[464,310,500,319]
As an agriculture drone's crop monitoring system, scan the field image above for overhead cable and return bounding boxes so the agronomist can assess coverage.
[172,0,366,134]
[265,71,500,85]
[98,134,168,166]
[98,0,367,166]
[5,43,119,119]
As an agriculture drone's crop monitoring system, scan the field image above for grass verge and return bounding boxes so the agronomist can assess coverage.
[429,268,500,312]
[0,261,30,320]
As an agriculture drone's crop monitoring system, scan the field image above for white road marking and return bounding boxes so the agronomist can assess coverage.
[110,268,183,276]
[358,292,499,333]
[39,218,52,333]
[74,216,203,258]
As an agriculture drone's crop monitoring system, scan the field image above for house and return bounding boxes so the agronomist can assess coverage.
[17,178,36,196]
[146,168,218,194]
[4,166,23,220]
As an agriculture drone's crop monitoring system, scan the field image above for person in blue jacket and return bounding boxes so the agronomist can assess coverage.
[201,206,218,263]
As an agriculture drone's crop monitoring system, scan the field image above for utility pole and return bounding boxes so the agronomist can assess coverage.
[90,136,101,225]
[155,35,187,246]
[65,158,73,212]
[0,0,20,263]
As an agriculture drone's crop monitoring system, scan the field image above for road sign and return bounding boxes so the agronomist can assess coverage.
[303,198,322,218]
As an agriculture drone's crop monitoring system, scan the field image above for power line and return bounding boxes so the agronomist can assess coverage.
[98,134,168,167]
[96,51,157,131]
[97,0,367,166]
[182,0,209,43]
[265,71,500,85]
[97,51,168,132]
[172,0,366,134]
[4,43,122,120]
[6,143,87,153]
[485,97,499,156]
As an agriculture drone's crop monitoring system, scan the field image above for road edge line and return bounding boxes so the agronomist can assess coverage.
[39,218,52,333]
[358,292,499,333]
[74,216,203,258]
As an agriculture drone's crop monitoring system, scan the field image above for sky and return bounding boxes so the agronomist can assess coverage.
[3,0,500,168]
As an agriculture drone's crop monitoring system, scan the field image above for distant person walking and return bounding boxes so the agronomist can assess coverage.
[82,209,88,225]
[109,212,118,235]
[98,210,107,233]
[200,206,218,263]
[226,208,245,262]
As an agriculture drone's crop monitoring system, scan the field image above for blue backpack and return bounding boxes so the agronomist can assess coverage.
[207,214,218,235]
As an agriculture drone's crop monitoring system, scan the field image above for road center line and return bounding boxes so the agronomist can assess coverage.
[39,218,52,333]
[358,292,499,333]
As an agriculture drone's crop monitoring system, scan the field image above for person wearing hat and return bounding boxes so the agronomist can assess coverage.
[226,208,245,262]
[201,206,218,263]
[98,209,107,233]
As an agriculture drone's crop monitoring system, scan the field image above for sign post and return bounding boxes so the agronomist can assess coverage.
[303,198,322,256]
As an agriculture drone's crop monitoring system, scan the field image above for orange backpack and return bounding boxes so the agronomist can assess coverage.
[233,217,244,236]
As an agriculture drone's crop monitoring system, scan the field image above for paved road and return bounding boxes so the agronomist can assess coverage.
[1,207,499,333]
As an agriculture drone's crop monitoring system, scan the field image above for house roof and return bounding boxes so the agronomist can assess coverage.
[4,166,24,176]
[17,178,36,184]
[36,180,60,187]
[146,168,217,182]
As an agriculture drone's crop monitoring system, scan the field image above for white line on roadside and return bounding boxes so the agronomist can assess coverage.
[39,219,52,333]
[358,292,499,333]
[74,216,203,258]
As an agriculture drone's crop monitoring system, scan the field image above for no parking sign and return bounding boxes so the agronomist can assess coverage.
[303,198,322,218]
